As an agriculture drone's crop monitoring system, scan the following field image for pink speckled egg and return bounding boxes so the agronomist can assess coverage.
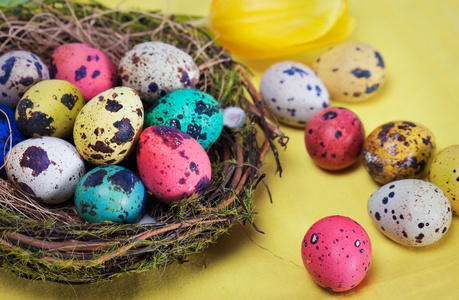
[305,107,365,170]
[50,43,118,101]
[301,215,372,292]
[136,125,211,204]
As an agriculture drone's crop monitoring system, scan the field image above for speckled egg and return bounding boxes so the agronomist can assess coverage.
[0,50,50,108]
[260,61,330,127]
[362,121,436,185]
[301,215,372,292]
[428,145,459,215]
[75,165,147,224]
[313,42,385,102]
[15,79,85,139]
[119,41,200,108]
[5,136,86,204]
[50,43,118,101]
[136,126,212,204]
[367,179,452,247]
[73,86,144,165]
[305,107,365,170]
[0,103,25,177]
[144,89,223,150]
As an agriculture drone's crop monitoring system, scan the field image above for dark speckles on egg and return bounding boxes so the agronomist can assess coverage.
[194,176,210,194]
[110,118,135,145]
[19,146,50,177]
[107,168,138,194]
[148,82,158,92]
[19,76,34,86]
[91,70,100,79]
[322,111,337,120]
[152,126,188,150]
[83,168,107,187]
[170,118,181,129]
[375,51,385,68]
[0,56,16,85]
[351,68,371,78]
[105,99,123,112]
[60,93,78,110]
[89,141,114,154]
[74,66,87,81]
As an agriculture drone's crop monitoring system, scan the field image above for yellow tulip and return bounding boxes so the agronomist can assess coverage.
[207,0,355,59]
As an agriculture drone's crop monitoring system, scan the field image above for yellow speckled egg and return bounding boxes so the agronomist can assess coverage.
[15,79,85,138]
[313,41,385,102]
[73,86,144,165]
[363,121,436,184]
[428,145,459,215]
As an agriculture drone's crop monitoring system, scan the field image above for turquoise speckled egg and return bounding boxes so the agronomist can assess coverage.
[144,89,223,150]
[75,165,147,224]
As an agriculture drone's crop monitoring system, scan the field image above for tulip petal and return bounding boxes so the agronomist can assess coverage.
[207,0,354,59]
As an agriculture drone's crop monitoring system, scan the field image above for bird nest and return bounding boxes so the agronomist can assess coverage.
[0,0,287,283]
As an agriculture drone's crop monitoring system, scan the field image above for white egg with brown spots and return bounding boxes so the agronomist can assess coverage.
[118,41,200,108]
[73,86,144,165]
[5,136,86,204]
[313,42,385,102]
[367,179,452,247]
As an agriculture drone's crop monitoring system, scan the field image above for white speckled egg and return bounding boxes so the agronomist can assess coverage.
[5,136,86,204]
[118,41,200,108]
[367,179,452,247]
[313,42,385,102]
[260,61,330,127]
[0,50,50,108]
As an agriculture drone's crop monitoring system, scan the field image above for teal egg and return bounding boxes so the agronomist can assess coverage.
[144,89,223,150]
[75,165,147,224]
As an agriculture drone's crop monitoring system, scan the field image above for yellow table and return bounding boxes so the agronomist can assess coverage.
[1,0,459,299]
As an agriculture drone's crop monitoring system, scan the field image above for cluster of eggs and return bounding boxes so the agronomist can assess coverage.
[0,41,226,224]
[259,41,456,292]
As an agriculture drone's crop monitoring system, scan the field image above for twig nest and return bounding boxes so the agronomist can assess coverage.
[0,0,286,284]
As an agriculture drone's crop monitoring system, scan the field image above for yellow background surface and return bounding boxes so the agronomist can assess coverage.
[1,0,459,299]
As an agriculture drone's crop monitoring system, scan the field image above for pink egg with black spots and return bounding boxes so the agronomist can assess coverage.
[301,215,372,292]
[50,43,118,101]
[136,125,212,204]
[305,107,365,170]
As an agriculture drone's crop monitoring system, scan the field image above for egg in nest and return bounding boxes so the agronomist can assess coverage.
[15,79,85,139]
[119,41,200,108]
[73,86,144,165]
[0,50,49,108]
[50,43,118,101]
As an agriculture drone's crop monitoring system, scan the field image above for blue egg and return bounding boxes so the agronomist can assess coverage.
[144,89,223,150]
[75,165,147,224]
[0,103,25,177]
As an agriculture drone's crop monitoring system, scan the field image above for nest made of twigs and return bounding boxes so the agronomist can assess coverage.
[0,0,287,284]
